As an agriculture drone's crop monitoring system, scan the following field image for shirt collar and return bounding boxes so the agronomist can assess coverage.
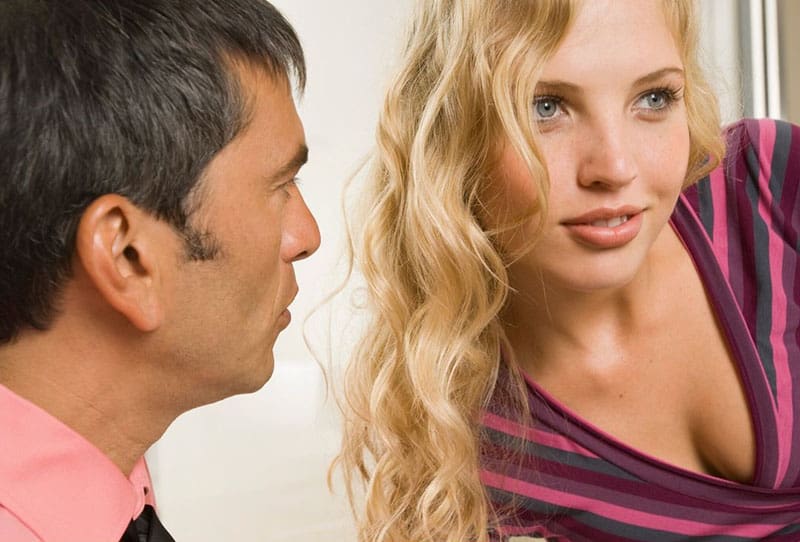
[0,383,154,541]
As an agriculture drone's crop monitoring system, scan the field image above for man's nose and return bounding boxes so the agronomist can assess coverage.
[282,191,320,263]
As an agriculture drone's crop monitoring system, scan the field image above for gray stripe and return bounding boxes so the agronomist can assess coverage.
[725,136,748,312]
[745,145,777,397]
[566,509,756,542]
[769,120,793,204]
[696,174,715,237]
[483,427,638,482]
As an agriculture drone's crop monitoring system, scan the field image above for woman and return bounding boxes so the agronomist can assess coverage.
[336,0,800,540]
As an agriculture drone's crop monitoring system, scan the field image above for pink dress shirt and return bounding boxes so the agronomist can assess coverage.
[0,383,157,542]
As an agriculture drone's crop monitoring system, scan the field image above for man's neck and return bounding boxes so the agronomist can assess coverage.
[0,327,174,476]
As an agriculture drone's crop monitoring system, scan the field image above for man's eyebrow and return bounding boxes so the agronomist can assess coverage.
[270,144,308,182]
[535,67,685,94]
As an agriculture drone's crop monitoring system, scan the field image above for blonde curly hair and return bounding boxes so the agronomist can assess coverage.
[335,2,724,541]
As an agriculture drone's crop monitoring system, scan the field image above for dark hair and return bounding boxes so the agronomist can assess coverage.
[0,0,305,343]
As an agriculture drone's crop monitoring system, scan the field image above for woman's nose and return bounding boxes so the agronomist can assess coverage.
[576,118,638,190]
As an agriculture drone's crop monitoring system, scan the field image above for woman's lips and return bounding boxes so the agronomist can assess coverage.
[562,207,644,249]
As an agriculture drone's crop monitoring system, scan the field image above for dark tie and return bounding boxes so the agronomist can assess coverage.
[119,505,176,542]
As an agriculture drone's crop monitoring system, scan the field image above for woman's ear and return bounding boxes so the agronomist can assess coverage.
[74,195,168,332]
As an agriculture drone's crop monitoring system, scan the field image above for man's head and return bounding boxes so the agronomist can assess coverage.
[0,0,310,335]
[0,0,320,398]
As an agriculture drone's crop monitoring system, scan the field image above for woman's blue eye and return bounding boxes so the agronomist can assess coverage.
[639,90,674,110]
[534,97,560,119]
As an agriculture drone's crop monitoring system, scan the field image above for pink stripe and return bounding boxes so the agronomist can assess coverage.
[482,412,599,458]
[709,166,730,279]
[497,522,563,539]
[481,470,783,538]
[755,120,793,483]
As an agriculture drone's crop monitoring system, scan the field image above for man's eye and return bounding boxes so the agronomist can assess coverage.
[277,177,300,198]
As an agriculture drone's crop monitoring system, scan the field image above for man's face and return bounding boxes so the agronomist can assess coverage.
[160,66,319,402]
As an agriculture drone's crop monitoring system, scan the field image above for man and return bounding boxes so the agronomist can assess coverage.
[0,1,320,540]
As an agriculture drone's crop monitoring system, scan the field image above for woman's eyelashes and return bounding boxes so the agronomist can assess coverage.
[633,86,683,116]
[532,86,684,124]
[533,95,565,123]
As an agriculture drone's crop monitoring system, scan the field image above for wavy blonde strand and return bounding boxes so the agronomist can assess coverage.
[335,2,724,541]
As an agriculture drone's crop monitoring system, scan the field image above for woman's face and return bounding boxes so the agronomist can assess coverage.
[487,0,690,294]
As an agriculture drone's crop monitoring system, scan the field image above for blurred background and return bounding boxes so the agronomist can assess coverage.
[699,0,800,125]
[148,1,800,540]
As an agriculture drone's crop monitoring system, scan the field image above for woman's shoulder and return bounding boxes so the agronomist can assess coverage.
[681,117,799,241]
[695,116,800,194]
[721,117,799,162]
[724,116,798,133]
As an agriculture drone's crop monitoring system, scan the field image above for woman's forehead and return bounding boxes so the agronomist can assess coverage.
[541,0,682,86]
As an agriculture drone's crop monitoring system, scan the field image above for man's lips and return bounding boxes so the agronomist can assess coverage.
[285,287,298,310]
[277,287,299,330]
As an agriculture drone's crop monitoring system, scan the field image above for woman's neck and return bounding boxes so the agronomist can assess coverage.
[503,224,685,376]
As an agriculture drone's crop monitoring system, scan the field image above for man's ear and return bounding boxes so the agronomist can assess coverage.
[75,195,168,332]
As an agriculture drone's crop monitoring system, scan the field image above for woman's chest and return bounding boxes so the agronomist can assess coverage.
[526,257,757,484]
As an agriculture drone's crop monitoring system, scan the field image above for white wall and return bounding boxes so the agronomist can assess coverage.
[698,0,744,124]
[149,3,743,541]
[149,2,412,540]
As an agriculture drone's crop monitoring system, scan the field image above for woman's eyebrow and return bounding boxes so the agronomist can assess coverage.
[634,66,685,87]
[535,66,685,95]
[535,79,582,95]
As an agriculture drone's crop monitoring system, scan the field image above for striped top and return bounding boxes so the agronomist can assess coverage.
[481,118,800,541]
